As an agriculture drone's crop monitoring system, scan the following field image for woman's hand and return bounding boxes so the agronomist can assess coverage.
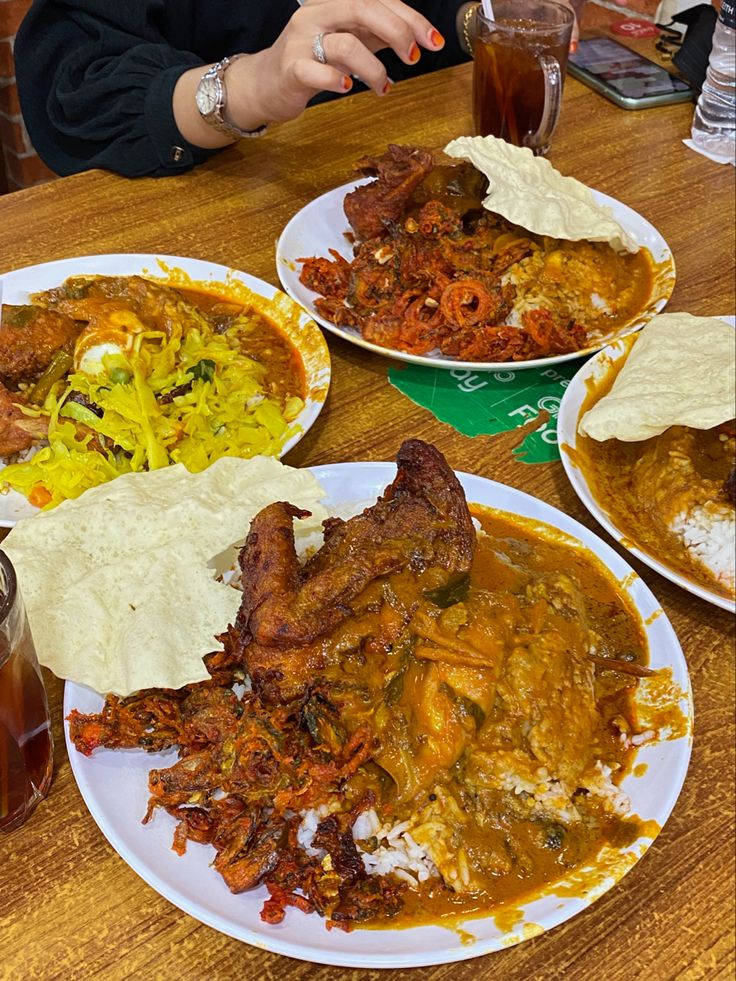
[174,0,445,149]
[233,0,446,122]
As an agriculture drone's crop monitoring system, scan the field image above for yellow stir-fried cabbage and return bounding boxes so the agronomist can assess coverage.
[3,321,304,510]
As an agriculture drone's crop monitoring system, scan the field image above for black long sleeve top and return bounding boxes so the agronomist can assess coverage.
[15,0,469,178]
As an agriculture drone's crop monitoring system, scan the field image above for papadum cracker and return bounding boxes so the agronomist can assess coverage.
[3,457,327,694]
[579,313,736,442]
[444,135,639,254]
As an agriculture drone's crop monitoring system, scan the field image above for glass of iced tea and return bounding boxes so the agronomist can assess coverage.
[473,0,575,155]
[0,550,53,832]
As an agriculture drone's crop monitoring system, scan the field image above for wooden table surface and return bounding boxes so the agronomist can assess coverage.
[0,53,734,981]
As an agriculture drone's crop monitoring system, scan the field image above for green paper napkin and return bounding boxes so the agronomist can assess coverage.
[388,359,586,464]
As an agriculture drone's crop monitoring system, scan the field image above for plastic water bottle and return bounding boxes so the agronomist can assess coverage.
[691,0,736,162]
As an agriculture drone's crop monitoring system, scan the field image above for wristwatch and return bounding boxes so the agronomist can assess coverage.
[195,55,268,140]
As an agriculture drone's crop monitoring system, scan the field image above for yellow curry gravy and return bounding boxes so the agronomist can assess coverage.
[520,238,658,340]
[572,353,735,599]
[323,509,658,929]
[178,288,305,404]
[413,159,661,341]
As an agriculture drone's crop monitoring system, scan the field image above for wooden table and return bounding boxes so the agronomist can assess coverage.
[1,57,734,981]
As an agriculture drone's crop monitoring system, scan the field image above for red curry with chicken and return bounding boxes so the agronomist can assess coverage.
[299,146,655,363]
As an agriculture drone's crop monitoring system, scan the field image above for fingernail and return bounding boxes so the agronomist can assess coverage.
[429,29,445,48]
[381,80,393,96]
[569,39,578,53]
[408,42,421,64]
[341,75,353,91]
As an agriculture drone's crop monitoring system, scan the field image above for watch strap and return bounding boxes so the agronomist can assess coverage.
[199,55,268,140]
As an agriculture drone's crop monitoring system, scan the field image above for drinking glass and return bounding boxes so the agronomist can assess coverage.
[473,0,575,155]
[0,550,53,832]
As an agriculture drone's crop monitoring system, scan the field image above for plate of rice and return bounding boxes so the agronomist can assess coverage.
[277,162,675,371]
[0,254,331,527]
[63,462,693,968]
[558,314,736,612]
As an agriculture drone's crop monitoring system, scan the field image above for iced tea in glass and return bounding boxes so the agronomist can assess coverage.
[0,550,53,832]
[473,0,574,155]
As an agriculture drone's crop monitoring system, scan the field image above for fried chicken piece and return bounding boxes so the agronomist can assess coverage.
[0,304,81,387]
[237,440,475,659]
[521,308,588,355]
[442,324,527,362]
[0,382,49,457]
[344,145,434,241]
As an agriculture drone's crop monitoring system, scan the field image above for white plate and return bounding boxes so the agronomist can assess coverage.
[276,179,675,372]
[0,254,331,528]
[64,462,692,969]
[558,316,736,614]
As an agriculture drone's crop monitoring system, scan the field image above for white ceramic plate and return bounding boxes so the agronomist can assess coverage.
[64,462,692,969]
[276,179,675,372]
[0,254,331,527]
[558,316,736,614]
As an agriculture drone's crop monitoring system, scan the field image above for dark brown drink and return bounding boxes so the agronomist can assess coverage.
[472,2,574,155]
[0,562,53,832]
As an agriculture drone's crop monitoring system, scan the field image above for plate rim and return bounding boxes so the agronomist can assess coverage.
[63,461,693,968]
[0,252,331,528]
[276,179,676,373]
[557,319,736,614]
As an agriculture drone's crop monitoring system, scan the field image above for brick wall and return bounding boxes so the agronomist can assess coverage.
[0,0,56,193]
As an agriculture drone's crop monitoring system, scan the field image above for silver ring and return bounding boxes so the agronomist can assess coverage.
[312,32,327,64]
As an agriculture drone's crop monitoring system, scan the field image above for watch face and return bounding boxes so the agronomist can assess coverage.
[196,76,220,117]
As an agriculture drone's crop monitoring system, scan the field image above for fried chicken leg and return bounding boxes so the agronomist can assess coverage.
[236,439,475,696]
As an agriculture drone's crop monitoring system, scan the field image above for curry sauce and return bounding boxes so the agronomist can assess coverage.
[314,509,653,927]
[572,354,736,599]
[178,288,305,403]
[67,452,672,934]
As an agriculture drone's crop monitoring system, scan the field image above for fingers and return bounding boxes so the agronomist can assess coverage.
[321,32,392,93]
[296,0,444,65]
[374,0,446,52]
[257,0,447,123]
[289,58,354,99]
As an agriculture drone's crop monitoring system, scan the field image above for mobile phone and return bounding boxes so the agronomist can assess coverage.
[568,36,695,109]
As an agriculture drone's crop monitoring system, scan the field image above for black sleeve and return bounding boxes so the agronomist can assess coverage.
[15,0,470,180]
[15,0,215,178]
[415,0,470,71]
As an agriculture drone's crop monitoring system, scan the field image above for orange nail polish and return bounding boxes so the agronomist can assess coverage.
[341,75,353,91]
[408,42,421,64]
[382,80,392,96]
[569,39,578,53]
[429,29,444,48]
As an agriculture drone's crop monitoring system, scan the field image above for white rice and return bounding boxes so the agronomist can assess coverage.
[582,761,631,816]
[670,501,736,591]
[298,806,439,889]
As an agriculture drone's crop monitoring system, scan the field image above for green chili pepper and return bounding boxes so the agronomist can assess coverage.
[27,350,74,405]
